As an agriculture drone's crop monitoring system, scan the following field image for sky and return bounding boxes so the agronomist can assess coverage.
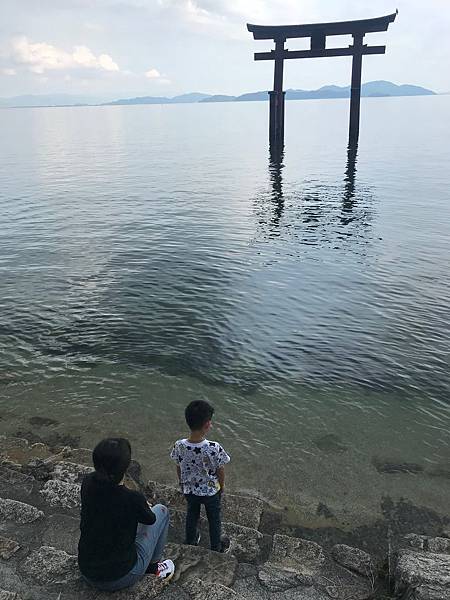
[0,0,449,100]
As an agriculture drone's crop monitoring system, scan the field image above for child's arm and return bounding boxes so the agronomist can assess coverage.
[217,466,225,492]
[176,465,181,488]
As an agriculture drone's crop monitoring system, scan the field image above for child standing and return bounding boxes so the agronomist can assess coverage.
[170,400,230,553]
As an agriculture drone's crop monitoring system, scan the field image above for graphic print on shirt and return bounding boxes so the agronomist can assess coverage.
[170,439,231,496]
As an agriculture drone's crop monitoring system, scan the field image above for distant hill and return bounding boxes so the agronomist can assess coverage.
[107,81,436,107]
[107,92,211,106]
[0,94,112,107]
[203,81,436,103]
[0,82,436,109]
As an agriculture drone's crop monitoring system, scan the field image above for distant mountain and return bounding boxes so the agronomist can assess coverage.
[171,93,211,103]
[0,94,111,107]
[0,82,436,109]
[106,92,212,106]
[200,95,236,103]
[103,81,436,107]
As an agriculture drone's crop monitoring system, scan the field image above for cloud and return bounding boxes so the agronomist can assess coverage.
[1,67,16,76]
[145,67,171,84]
[8,36,119,75]
[145,68,161,79]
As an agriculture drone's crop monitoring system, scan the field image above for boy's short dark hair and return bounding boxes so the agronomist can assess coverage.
[185,400,214,431]
[92,438,131,485]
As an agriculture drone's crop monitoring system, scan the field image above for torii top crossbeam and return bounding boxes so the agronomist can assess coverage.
[247,11,398,149]
[247,12,397,40]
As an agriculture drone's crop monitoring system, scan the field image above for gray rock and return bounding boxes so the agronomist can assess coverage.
[61,447,92,466]
[0,536,20,560]
[182,577,237,600]
[42,514,80,555]
[395,548,450,600]
[165,542,238,587]
[0,591,22,600]
[223,493,264,531]
[146,481,184,509]
[233,574,328,599]
[0,466,34,496]
[22,545,78,585]
[223,522,265,563]
[0,498,44,524]
[331,544,374,577]
[40,479,81,508]
[269,535,325,575]
[52,461,93,484]
[258,565,313,592]
[404,534,450,555]
[95,576,163,600]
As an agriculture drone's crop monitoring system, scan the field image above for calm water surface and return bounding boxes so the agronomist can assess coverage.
[0,96,449,526]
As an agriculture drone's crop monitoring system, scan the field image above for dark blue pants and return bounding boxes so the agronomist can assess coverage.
[184,491,222,551]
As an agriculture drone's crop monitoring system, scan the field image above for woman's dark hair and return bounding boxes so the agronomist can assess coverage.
[185,400,214,430]
[92,438,131,485]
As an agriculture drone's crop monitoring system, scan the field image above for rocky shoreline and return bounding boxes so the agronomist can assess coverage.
[0,435,449,600]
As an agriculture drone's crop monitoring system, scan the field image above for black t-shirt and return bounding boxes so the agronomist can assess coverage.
[78,472,156,581]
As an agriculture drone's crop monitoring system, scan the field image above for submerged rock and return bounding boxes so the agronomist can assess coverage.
[313,434,348,454]
[22,545,78,585]
[28,416,59,428]
[372,457,423,474]
[0,498,44,524]
[316,502,334,519]
[331,544,374,577]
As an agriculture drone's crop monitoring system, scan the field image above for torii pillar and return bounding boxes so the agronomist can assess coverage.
[247,11,397,150]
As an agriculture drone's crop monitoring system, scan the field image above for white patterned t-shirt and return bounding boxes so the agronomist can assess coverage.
[170,438,230,496]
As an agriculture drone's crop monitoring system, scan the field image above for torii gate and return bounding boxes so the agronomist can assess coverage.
[247,11,397,150]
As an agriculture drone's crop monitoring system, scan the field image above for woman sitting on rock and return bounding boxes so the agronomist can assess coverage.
[78,437,175,590]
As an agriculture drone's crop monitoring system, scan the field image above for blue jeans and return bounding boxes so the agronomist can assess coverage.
[185,491,222,551]
[84,504,170,591]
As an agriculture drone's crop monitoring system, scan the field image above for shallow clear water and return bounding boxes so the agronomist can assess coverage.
[0,96,449,525]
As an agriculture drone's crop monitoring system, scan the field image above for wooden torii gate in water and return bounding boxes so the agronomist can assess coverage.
[247,11,397,150]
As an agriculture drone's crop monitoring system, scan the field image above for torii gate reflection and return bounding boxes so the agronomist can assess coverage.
[247,11,397,152]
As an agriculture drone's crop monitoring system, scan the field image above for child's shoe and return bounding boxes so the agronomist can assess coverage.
[147,559,175,582]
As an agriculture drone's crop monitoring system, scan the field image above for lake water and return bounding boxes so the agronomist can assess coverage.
[0,96,449,528]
